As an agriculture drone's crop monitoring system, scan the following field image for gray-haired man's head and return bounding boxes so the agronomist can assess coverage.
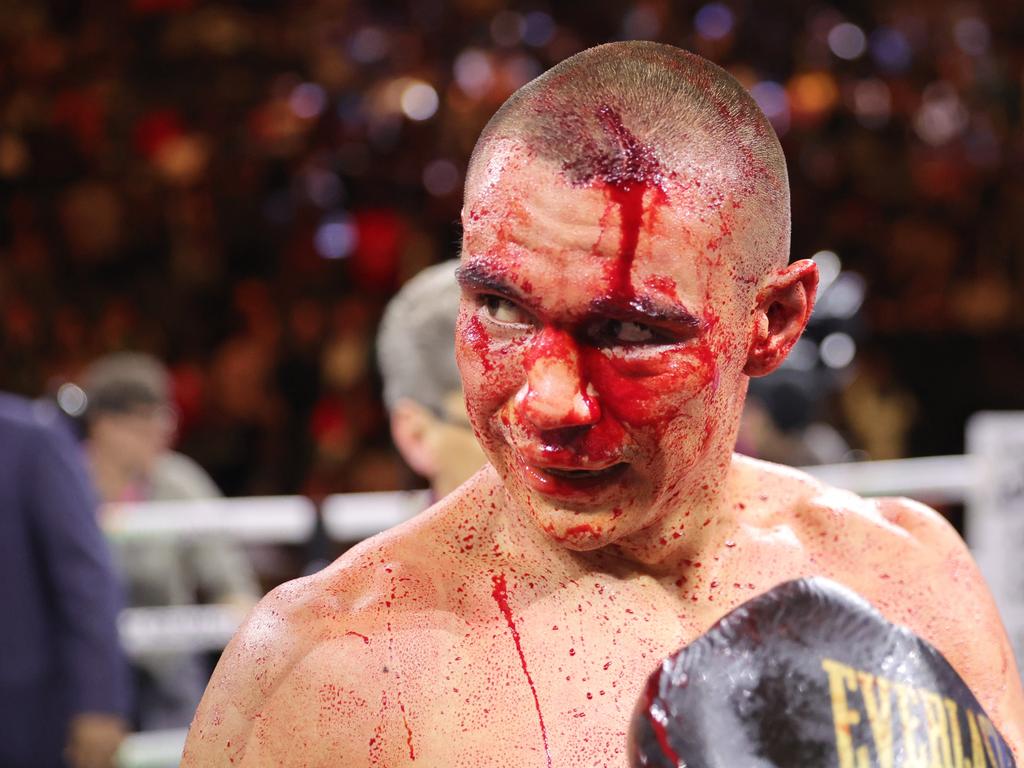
[378,261,463,416]
[377,260,487,497]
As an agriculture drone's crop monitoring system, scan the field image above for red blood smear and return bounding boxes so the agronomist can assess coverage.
[400,700,416,760]
[592,105,664,304]
[491,573,552,768]
[607,181,647,301]
[345,631,370,644]
[465,314,495,373]
[642,674,683,766]
[543,522,602,542]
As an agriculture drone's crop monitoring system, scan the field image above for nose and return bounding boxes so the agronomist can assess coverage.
[515,327,601,432]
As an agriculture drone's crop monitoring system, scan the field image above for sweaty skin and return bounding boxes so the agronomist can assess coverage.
[183,125,1024,767]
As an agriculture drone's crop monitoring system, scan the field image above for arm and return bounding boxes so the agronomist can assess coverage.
[25,416,130,764]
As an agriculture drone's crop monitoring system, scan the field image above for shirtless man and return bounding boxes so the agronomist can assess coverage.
[183,42,1024,766]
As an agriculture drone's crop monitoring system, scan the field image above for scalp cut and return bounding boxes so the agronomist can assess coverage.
[466,41,792,277]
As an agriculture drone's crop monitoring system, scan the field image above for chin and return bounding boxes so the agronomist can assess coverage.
[523,493,643,551]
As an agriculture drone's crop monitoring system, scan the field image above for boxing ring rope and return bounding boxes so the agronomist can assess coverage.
[110,437,1022,767]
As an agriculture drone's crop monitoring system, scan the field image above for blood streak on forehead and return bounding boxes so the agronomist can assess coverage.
[561,105,671,307]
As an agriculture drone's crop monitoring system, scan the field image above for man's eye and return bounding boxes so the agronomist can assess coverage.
[483,295,531,325]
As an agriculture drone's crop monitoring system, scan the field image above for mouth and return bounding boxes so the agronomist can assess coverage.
[519,459,631,499]
[540,464,628,480]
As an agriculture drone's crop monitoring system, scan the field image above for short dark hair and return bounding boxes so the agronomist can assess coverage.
[80,352,170,418]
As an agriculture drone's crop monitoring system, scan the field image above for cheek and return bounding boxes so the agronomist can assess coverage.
[455,310,525,418]
[581,345,718,428]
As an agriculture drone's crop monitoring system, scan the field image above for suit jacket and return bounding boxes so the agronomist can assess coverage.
[0,393,129,768]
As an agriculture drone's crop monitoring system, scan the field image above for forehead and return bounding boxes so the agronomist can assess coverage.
[462,152,744,309]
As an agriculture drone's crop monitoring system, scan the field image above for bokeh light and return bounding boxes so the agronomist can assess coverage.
[454,49,495,99]
[522,12,556,47]
[314,214,358,259]
[783,338,820,371]
[828,22,867,60]
[57,383,88,418]
[422,159,459,197]
[750,80,790,133]
[694,3,735,41]
[289,83,326,120]
[852,79,892,128]
[400,81,439,121]
[914,82,968,146]
[812,250,842,292]
[820,332,857,369]
[788,72,840,123]
[817,273,866,320]
[869,28,912,72]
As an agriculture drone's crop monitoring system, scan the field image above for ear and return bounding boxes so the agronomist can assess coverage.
[744,259,819,377]
[390,398,440,478]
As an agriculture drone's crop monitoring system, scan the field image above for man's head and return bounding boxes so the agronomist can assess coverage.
[81,352,177,483]
[377,260,487,497]
[455,42,817,553]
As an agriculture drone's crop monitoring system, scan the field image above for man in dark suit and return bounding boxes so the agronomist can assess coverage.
[0,392,129,768]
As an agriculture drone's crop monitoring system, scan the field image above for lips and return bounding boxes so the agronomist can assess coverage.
[518,455,630,499]
[541,464,628,480]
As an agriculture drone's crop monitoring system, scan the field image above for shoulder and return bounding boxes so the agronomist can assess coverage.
[150,451,222,500]
[733,453,958,550]
[183,562,382,765]
[0,394,73,447]
[183,509,468,766]
[736,458,1024,732]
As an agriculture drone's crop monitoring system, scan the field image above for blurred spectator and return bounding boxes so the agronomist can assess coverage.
[377,260,486,501]
[81,352,205,504]
[78,352,260,729]
[0,392,128,768]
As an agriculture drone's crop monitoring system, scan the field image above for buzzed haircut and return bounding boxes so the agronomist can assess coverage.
[377,260,463,415]
[466,41,791,276]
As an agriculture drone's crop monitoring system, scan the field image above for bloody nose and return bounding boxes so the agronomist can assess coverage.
[515,327,601,431]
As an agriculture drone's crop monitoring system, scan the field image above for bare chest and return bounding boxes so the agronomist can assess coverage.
[320,578,731,767]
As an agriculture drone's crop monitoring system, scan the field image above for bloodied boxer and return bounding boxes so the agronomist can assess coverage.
[183,42,1024,766]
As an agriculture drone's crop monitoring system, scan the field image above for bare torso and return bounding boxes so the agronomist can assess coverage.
[183,456,1024,767]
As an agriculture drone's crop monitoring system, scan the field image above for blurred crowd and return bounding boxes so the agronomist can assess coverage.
[2,0,1023,494]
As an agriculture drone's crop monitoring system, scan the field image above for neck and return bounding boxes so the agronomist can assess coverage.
[481,456,744,579]
[607,473,740,575]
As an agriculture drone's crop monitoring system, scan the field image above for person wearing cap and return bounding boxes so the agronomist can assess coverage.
[79,352,261,730]
[377,260,488,504]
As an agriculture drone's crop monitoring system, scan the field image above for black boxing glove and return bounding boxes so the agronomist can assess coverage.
[629,577,1015,768]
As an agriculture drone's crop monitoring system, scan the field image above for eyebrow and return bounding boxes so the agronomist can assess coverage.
[589,294,702,329]
[455,262,531,305]
[457,260,703,330]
